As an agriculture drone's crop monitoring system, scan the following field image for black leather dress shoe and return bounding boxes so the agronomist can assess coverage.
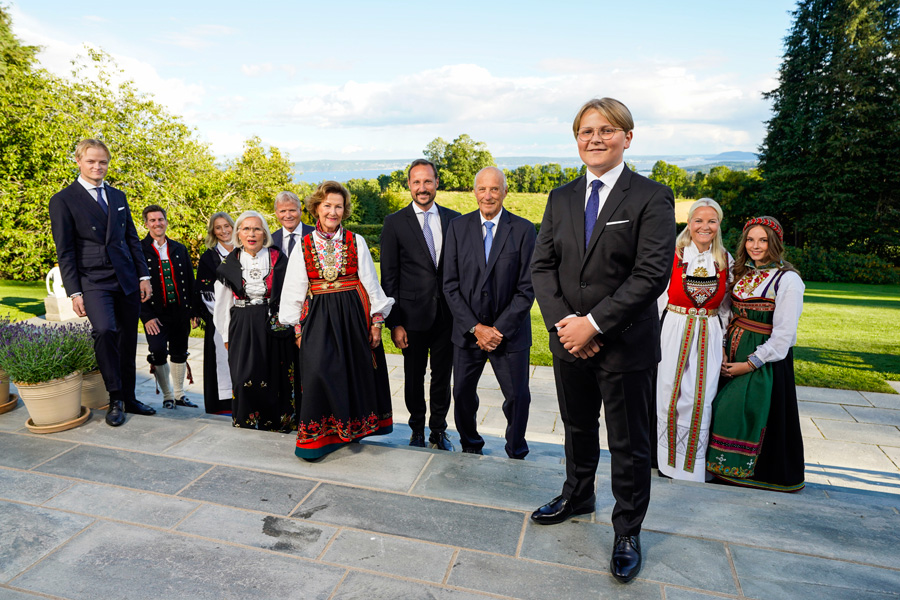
[429,431,455,451]
[530,494,596,525]
[106,400,125,427]
[409,431,426,447]
[124,399,157,415]
[462,447,483,455]
[175,396,198,408]
[610,534,642,583]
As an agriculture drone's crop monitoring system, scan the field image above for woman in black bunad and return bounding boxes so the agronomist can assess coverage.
[706,216,805,492]
[195,212,234,414]
[213,210,296,431]
[280,181,394,460]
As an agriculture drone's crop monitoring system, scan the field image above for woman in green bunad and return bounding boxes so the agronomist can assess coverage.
[706,216,805,492]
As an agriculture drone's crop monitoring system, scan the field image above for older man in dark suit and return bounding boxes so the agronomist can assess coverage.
[270,191,314,258]
[49,138,156,427]
[443,167,536,458]
[380,159,460,450]
[530,98,675,583]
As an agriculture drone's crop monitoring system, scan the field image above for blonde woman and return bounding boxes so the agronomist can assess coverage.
[655,198,732,481]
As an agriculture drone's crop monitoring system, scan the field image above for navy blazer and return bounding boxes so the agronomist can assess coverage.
[443,209,536,352]
[531,167,675,370]
[49,180,149,296]
[381,203,460,331]
[271,224,314,258]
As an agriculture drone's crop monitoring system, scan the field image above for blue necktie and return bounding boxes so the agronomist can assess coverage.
[585,179,602,248]
[95,186,108,215]
[423,211,437,267]
[483,221,494,265]
[287,232,296,257]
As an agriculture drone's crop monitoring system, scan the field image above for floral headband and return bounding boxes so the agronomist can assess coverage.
[743,217,783,242]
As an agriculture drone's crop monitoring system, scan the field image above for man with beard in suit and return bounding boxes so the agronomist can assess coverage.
[49,139,157,427]
[380,159,461,450]
[530,98,675,583]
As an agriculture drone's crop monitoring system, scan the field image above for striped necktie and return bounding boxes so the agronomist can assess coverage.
[423,211,437,267]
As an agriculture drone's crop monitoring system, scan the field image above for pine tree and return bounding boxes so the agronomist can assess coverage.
[758,0,900,256]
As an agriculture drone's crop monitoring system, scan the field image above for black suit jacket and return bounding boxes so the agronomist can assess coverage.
[271,224,314,258]
[531,167,675,371]
[139,235,195,323]
[49,180,149,296]
[380,203,460,331]
[443,209,536,352]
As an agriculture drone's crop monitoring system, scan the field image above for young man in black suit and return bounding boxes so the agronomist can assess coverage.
[380,159,461,450]
[442,167,536,458]
[49,139,157,427]
[530,99,675,583]
[140,205,198,409]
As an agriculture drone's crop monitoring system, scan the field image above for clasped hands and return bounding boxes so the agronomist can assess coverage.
[556,316,602,359]
[473,323,503,352]
[720,359,752,378]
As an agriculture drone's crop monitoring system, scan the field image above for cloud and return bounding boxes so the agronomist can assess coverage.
[242,63,274,77]
[157,24,236,50]
[10,10,205,115]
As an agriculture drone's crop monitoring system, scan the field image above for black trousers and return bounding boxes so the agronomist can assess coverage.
[453,345,531,458]
[554,356,653,536]
[402,317,453,435]
[82,288,140,402]
[145,309,191,365]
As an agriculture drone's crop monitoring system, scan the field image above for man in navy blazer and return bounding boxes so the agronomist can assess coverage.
[530,99,675,583]
[270,191,314,257]
[443,167,536,458]
[381,159,461,451]
[49,139,156,427]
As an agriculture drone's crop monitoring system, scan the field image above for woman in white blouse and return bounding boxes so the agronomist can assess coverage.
[655,199,733,481]
[213,211,296,431]
[280,181,395,460]
[706,216,805,492]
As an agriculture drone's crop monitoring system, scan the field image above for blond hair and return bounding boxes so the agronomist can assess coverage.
[74,139,110,160]
[572,98,634,137]
[676,198,727,269]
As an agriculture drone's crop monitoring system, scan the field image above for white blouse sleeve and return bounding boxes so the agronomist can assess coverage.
[356,234,395,318]
[279,241,309,326]
[213,280,234,344]
[753,270,804,364]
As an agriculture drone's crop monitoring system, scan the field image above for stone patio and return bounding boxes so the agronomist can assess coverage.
[1,334,899,599]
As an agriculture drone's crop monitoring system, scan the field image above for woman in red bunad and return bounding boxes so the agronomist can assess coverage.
[706,216,805,492]
[656,199,733,481]
[280,181,395,460]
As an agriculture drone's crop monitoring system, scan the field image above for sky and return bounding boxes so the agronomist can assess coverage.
[9,1,799,161]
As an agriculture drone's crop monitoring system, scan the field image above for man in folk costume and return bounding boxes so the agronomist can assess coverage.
[140,205,198,409]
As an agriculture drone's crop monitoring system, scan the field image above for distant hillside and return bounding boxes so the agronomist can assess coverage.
[681,161,758,173]
[709,151,757,161]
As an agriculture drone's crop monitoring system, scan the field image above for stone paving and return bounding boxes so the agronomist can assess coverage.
[1,335,899,599]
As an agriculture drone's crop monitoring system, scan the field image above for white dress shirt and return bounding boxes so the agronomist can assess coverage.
[152,238,169,261]
[77,175,107,206]
[280,227,301,258]
[479,208,504,239]
[584,161,626,217]
[413,203,443,261]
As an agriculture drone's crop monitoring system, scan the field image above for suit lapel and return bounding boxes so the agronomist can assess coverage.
[583,168,632,265]
[437,204,453,270]
[483,210,511,276]
[404,203,436,272]
[74,182,109,227]
[568,177,588,260]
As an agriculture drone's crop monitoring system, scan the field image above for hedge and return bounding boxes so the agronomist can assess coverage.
[785,246,900,284]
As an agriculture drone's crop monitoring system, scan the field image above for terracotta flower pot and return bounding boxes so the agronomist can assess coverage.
[81,369,109,409]
[16,371,83,426]
[0,368,9,403]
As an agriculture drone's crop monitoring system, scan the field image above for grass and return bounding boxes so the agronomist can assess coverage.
[4,278,897,394]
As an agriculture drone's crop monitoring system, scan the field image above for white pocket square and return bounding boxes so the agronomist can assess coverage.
[117,206,125,211]
[606,219,629,225]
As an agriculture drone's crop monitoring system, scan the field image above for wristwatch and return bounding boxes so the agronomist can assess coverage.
[469,325,476,334]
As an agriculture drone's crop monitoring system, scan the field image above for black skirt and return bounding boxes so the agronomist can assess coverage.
[295,288,392,459]
[713,349,805,492]
[227,304,296,432]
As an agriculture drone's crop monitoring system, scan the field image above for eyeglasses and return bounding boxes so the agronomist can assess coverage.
[239,227,264,234]
[577,127,625,141]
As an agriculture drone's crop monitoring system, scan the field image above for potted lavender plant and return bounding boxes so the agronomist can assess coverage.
[0,318,13,414]
[0,320,95,432]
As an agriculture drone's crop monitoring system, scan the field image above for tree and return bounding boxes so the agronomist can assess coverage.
[422,134,494,190]
[758,0,900,255]
[650,161,690,198]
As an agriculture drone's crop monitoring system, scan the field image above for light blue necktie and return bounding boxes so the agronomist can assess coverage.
[585,179,602,248]
[483,221,494,265]
[423,211,437,267]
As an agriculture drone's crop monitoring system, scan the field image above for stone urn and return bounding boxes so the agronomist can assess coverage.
[17,371,89,433]
[81,369,109,410]
[0,368,15,414]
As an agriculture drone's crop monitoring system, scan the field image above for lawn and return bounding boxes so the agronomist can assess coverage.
[3,279,897,393]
